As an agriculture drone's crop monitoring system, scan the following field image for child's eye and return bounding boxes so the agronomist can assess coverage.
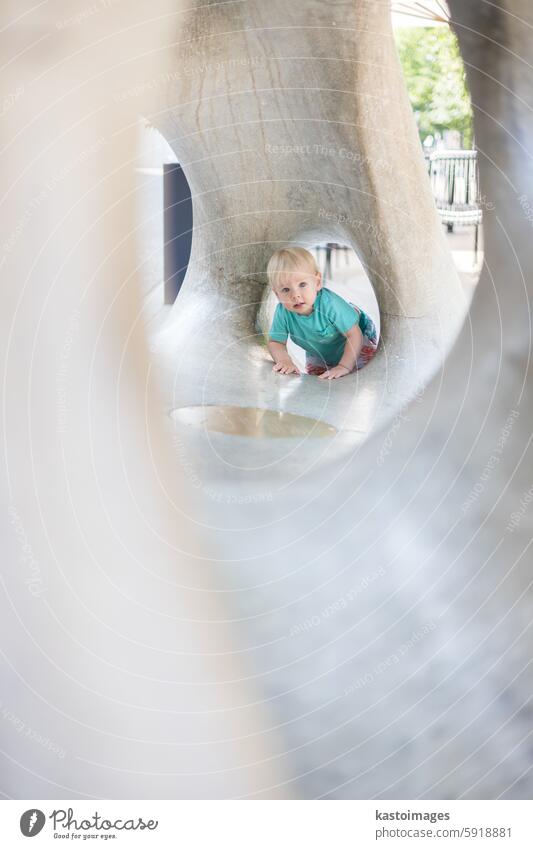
[299,282,307,287]
[281,287,289,293]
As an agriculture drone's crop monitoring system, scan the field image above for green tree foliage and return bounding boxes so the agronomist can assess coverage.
[395,26,473,148]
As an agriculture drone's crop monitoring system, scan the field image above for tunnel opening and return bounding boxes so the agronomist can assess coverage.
[135,0,484,468]
[134,119,193,325]
[261,241,381,376]
[392,1,483,290]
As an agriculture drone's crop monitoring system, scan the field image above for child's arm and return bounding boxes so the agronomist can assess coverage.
[267,340,301,375]
[318,323,362,380]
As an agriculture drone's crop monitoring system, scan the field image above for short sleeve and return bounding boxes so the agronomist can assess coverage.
[321,289,360,334]
[269,304,289,342]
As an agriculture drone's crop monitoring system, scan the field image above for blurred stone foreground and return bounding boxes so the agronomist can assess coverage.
[1,0,533,799]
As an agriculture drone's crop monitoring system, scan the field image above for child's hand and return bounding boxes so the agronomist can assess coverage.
[273,358,300,375]
[318,364,351,380]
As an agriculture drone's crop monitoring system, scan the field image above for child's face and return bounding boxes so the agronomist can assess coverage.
[273,267,322,316]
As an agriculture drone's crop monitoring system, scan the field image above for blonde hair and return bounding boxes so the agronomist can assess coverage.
[267,247,319,290]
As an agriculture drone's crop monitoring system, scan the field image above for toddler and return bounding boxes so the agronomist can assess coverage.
[267,247,378,379]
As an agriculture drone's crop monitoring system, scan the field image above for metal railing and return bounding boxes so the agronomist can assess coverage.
[313,243,353,278]
[428,149,482,261]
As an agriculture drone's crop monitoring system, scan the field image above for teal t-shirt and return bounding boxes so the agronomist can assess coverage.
[269,287,369,365]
